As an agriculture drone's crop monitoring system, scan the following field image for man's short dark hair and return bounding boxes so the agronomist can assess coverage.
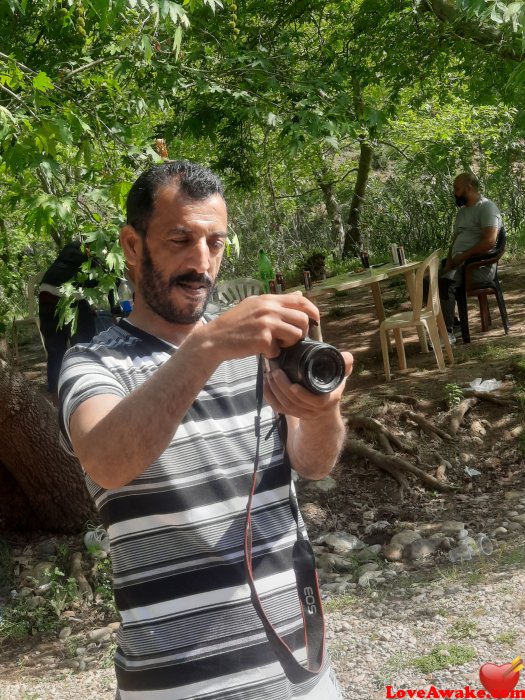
[456,172,480,191]
[126,160,225,235]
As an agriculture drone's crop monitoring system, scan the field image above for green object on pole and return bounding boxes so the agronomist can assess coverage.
[257,248,275,293]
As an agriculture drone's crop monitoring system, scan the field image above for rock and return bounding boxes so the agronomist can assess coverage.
[440,520,465,535]
[506,522,523,533]
[383,543,404,562]
[27,595,46,610]
[30,561,55,586]
[358,562,380,576]
[308,476,337,493]
[391,530,421,547]
[18,587,32,598]
[470,420,486,436]
[456,529,469,540]
[358,570,382,587]
[108,621,120,632]
[429,587,445,598]
[505,490,525,501]
[355,546,380,563]
[76,647,87,657]
[491,527,508,537]
[364,520,391,535]
[88,627,112,643]
[36,539,57,558]
[405,539,439,561]
[445,584,462,595]
[316,553,356,575]
[59,626,72,641]
[507,510,519,518]
[324,532,365,554]
[363,510,376,521]
[510,514,525,526]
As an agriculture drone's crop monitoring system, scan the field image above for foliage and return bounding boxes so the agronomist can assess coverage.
[1,0,525,334]
[0,563,78,644]
[444,382,464,408]
[410,644,476,673]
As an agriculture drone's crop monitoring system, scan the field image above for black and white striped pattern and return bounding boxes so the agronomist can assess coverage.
[59,320,335,699]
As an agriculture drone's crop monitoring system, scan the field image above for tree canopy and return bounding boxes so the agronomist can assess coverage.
[1,0,524,331]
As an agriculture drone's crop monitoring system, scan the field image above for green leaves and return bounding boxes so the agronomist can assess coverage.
[32,72,54,94]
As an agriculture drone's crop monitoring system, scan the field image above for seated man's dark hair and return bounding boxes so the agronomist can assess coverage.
[126,160,225,235]
[456,172,480,191]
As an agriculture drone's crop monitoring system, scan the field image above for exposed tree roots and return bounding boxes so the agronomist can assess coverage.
[69,551,93,602]
[448,398,479,437]
[344,438,454,494]
[400,410,453,442]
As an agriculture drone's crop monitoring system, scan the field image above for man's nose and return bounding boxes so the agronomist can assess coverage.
[187,238,211,272]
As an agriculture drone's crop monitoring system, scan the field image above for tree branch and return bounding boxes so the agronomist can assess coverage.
[421,0,524,62]
[58,55,127,83]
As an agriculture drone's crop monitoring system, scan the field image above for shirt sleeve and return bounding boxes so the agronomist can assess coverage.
[480,200,501,229]
[58,345,127,454]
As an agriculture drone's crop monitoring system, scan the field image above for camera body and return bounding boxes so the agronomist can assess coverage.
[269,338,345,395]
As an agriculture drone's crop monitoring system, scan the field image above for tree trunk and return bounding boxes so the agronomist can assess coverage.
[343,140,374,258]
[319,180,346,259]
[0,359,97,533]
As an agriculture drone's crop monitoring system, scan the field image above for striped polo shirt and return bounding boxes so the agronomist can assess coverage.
[58,319,333,700]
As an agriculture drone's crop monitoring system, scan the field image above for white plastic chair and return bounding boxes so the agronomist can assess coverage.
[379,251,454,381]
[216,278,264,306]
[12,271,46,362]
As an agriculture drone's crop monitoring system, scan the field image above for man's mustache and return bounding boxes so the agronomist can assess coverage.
[169,272,214,289]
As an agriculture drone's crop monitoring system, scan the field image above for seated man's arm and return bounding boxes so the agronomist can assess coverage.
[450,225,498,268]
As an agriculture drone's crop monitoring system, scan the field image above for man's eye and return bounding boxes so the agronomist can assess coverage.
[210,240,225,250]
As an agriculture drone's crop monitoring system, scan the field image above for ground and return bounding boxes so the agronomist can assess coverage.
[0,260,524,700]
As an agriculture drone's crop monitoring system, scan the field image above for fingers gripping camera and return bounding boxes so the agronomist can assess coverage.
[269,339,346,394]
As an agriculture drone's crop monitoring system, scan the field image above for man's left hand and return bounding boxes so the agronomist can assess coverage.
[263,351,353,420]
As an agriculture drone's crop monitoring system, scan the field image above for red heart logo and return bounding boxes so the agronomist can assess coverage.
[479,662,520,698]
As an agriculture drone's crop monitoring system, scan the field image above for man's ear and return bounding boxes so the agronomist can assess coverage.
[120,225,142,273]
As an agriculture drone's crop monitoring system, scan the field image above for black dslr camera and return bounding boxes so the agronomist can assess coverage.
[269,338,345,395]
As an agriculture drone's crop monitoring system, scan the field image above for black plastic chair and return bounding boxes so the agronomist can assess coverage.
[456,226,510,343]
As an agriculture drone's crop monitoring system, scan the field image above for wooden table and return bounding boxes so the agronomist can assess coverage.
[288,261,430,368]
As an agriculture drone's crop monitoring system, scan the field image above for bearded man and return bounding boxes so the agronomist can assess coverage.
[58,160,352,700]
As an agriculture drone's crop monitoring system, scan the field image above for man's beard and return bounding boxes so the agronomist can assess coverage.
[140,240,214,324]
[455,194,468,207]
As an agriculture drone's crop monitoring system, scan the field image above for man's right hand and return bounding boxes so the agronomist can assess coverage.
[202,292,320,362]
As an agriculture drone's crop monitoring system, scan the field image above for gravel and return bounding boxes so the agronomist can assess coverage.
[2,564,525,700]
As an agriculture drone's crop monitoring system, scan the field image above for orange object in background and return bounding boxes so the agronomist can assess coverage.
[154,138,169,158]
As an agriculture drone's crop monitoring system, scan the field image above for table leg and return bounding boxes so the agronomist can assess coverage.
[370,282,385,323]
[404,270,428,352]
[370,281,393,352]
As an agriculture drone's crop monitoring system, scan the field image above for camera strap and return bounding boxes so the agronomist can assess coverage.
[243,356,325,684]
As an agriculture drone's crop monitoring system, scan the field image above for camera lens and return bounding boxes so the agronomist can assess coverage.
[272,340,345,394]
[309,354,339,387]
[304,345,345,394]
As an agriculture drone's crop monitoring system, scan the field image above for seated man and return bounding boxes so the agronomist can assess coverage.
[439,172,501,344]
